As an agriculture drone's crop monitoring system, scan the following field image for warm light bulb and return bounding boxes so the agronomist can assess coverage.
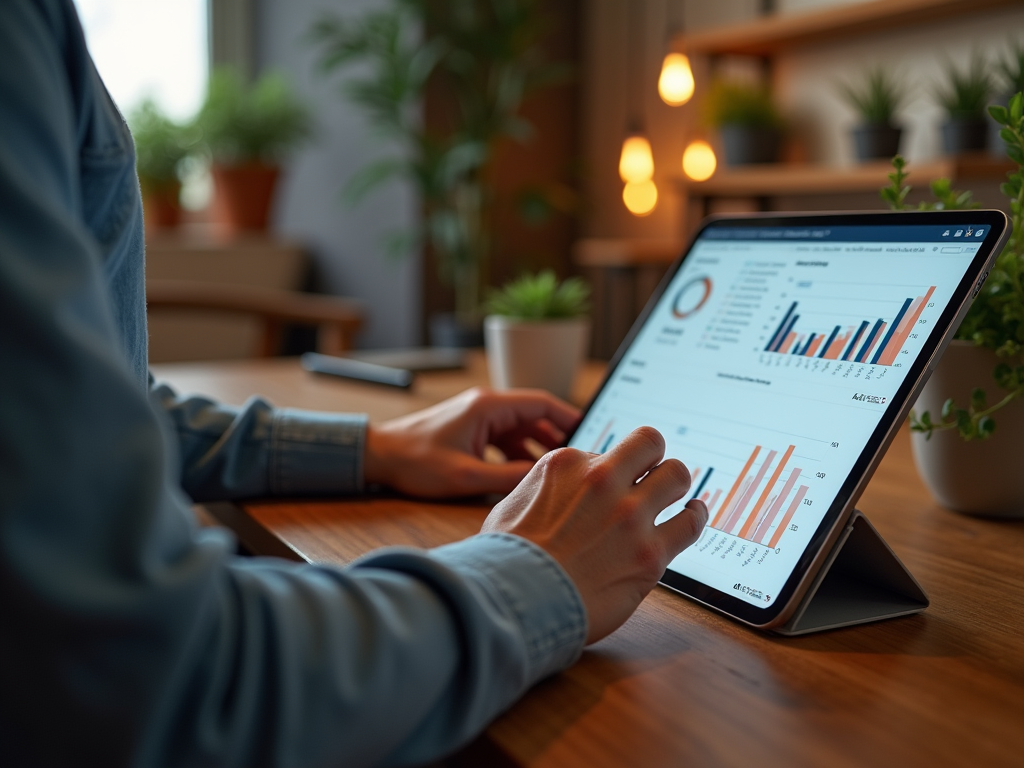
[619,135,655,183]
[623,179,658,216]
[682,139,717,181]
[658,53,695,106]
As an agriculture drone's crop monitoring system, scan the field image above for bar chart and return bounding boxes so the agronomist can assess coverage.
[706,443,809,549]
[763,286,936,366]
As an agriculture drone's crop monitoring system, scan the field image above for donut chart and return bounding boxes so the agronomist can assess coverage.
[671,276,712,319]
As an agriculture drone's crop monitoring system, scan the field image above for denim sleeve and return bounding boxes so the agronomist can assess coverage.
[0,2,588,767]
[150,381,368,500]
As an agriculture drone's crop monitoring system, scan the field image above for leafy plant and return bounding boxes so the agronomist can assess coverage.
[196,68,312,165]
[128,99,196,192]
[486,271,590,320]
[838,68,907,125]
[995,40,1024,97]
[704,80,781,128]
[312,0,570,319]
[934,56,993,120]
[882,94,1024,440]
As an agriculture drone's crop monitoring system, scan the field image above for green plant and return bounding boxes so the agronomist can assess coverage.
[934,55,993,120]
[196,68,312,165]
[486,271,590,320]
[995,40,1024,97]
[312,1,570,320]
[838,68,907,125]
[704,80,781,128]
[128,99,196,192]
[881,94,1024,440]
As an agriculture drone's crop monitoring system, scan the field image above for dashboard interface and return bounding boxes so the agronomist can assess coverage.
[568,221,991,610]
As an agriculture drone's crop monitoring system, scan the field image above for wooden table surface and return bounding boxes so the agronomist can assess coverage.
[153,355,1024,768]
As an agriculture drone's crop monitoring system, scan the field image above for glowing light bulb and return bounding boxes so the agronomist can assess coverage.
[623,179,658,216]
[658,53,695,106]
[619,135,655,183]
[682,139,717,181]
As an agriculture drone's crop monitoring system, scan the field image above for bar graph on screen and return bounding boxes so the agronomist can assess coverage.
[763,286,936,367]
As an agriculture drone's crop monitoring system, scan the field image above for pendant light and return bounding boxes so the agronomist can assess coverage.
[657,1,693,106]
[682,138,716,181]
[620,0,658,216]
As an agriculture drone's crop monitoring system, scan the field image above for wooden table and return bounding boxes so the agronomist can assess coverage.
[152,355,1024,768]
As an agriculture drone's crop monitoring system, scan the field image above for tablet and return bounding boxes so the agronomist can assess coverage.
[566,211,1009,630]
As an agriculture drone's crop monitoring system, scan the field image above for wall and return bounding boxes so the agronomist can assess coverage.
[254,0,419,349]
[580,0,1024,242]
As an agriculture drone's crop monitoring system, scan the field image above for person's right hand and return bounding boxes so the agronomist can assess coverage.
[481,426,708,645]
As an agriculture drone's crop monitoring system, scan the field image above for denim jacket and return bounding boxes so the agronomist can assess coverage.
[0,2,586,766]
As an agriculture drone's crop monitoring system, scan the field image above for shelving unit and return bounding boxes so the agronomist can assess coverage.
[676,0,1022,57]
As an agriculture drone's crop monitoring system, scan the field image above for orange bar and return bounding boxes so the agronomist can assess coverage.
[753,467,802,543]
[804,336,825,358]
[767,485,809,549]
[878,286,936,366]
[822,329,852,360]
[860,322,887,363]
[738,445,795,539]
[778,332,798,354]
[706,488,722,513]
[724,449,777,534]
[710,446,761,528]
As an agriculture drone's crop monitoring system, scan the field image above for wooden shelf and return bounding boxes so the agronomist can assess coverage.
[678,0,1023,57]
[681,155,1014,197]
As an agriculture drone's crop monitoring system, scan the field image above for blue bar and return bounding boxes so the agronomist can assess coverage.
[818,325,841,358]
[691,468,712,501]
[791,336,804,355]
[870,298,913,364]
[799,333,818,356]
[600,433,615,453]
[766,301,797,352]
[855,319,885,363]
[842,321,870,361]
[773,313,799,353]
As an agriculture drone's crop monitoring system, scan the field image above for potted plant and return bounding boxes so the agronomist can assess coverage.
[128,99,196,233]
[880,96,1024,517]
[934,55,992,154]
[484,271,590,400]
[313,1,570,347]
[196,68,312,236]
[991,41,1024,156]
[704,80,783,166]
[837,68,907,162]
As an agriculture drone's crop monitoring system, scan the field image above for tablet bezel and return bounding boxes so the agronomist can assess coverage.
[565,210,1010,629]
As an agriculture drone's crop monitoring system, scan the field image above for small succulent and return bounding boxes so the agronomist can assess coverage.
[838,68,908,125]
[486,271,590,320]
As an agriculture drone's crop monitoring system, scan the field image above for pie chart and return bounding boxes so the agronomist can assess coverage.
[671,276,712,319]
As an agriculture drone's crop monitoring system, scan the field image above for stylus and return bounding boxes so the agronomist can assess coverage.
[301,352,415,389]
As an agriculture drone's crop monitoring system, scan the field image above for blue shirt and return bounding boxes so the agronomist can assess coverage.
[0,2,587,765]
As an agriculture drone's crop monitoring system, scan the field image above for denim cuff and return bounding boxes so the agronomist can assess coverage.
[269,409,367,496]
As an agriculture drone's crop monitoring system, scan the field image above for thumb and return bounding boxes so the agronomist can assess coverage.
[459,458,535,495]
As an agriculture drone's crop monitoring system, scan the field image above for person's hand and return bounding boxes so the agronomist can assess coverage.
[364,387,580,498]
[481,426,708,645]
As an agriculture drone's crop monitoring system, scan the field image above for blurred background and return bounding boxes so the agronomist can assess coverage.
[73,0,1024,362]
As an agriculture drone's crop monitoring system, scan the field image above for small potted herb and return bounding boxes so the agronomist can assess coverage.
[128,99,196,232]
[484,271,591,400]
[196,68,312,235]
[934,55,992,154]
[704,80,783,166]
[880,95,1024,516]
[837,68,907,162]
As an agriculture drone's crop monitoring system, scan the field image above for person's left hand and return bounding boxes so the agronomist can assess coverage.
[363,387,580,498]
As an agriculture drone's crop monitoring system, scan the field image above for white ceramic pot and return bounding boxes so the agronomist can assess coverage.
[911,340,1024,517]
[484,316,590,401]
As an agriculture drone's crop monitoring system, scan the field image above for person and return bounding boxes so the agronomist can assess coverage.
[0,1,708,766]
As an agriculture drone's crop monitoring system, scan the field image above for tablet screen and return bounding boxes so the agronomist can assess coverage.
[567,216,1001,619]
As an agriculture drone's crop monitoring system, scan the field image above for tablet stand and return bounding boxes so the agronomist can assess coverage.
[775,510,929,636]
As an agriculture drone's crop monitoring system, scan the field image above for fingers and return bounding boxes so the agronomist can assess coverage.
[633,457,691,513]
[657,498,709,557]
[474,388,581,435]
[595,426,667,486]
[454,457,535,496]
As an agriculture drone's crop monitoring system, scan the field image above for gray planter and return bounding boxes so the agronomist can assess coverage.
[941,118,988,154]
[429,312,484,348]
[719,125,781,166]
[850,124,902,162]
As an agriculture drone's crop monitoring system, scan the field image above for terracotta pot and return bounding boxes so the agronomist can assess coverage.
[911,340,1024,517]
[211,163,281,235]
[141,180,182,232]
[484,316,590,401]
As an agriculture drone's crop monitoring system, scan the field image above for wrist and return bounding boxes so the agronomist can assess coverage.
[363,424,390,488]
